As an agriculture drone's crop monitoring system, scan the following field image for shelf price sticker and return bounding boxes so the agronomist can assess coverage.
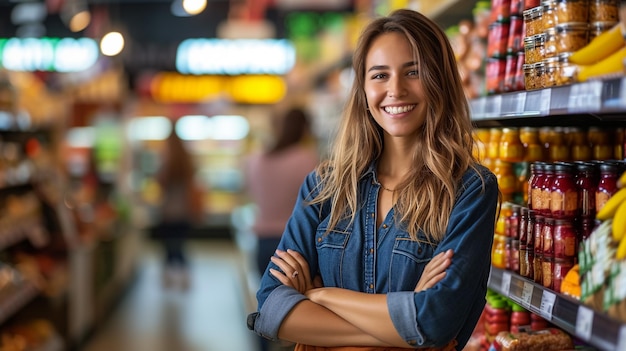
[539,88,551,115]
[569,81,602,112]
[520,281,533,308]
[617,325,626,351]
[539,291,556,320]
[501,271,511,296]
[575,306,594,341]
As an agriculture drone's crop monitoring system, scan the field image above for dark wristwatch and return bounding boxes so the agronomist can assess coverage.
[247,312,259,331]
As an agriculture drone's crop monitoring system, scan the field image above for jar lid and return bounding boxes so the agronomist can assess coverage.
[554,162,575,173]
[590,21,618,30]
[556,22,590,31]
[558,52,573,62]
[543,56,559,64]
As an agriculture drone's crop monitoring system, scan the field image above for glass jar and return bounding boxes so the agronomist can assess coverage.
[508,16,525,53]
[519,245,532,278]
[524,6,545,36]
[534,253,543,284]
[497,202,513,236]
[541,163,555,216]
[512,0,526,14]
[509,204,521,238]
[547,127,570,161]
[569,127,592,160]
[505,54,519,92]
[514,52,527,91]
[556,0,590,23]
[487,58,507,94]
[493,234,508,269]
[575,162,598,218]
[542,256,554,289]
[500,128,525,162]
[495,160,517,198]
[526,210,537,248]
[577,217,596,241]
[614,128,624,159]
[589,0,619,22]
[488,21,511,58]
[553,258,575,293]
[544,56,559,87]
[526,0,542,9]
[542,0,558,29]
[521,127,545,162]
[542,217,555,257]
[524,33,546,64]
[488,128,502,160]
[553,218,577,259]
[534,214,546,255]
[589,21,619,40]
[530,162,547,211]
[589,127,614,160]
[492,0,513,22]
[550,162,578,219]
[545,27,558,58]
[511,239,521,273]
[474,128,490,161]
[555,22,590,54]
[596,162,619,212]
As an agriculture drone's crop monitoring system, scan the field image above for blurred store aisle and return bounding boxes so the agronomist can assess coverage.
[82,238,259,351]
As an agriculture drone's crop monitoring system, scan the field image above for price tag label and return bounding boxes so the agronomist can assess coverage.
[617,325,626,351]
[521,281,533,308]
[501,272,511,296]
[576,306,594,341]
[539,291,556,320]
[539,88,551,114]
[486,95,503,117]
[515,92,527,114]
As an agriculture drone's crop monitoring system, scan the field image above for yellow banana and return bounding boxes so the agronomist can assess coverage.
[618,171,626,188]
[577,46,626,82]
[570,23,626,65]
[616,233,626,259]
[612,199,626,242]
[596,187,626,221]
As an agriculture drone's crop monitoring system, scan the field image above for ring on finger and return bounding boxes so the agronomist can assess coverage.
[291,271,299,278]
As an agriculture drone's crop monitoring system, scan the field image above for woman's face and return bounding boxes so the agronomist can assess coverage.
[364,31,427,139]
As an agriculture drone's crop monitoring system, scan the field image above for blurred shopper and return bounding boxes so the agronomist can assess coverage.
[248,9,500,351]
[244,107,319,351]
[155,130,204,289]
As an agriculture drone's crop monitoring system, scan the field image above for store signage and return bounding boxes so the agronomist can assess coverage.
[0,37,99,72]
[175,38,296,75]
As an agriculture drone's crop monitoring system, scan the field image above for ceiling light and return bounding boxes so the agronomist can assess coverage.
[100,31,125,56]
[182,0,207,15]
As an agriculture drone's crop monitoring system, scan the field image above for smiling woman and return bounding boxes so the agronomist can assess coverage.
[248,8,500,351]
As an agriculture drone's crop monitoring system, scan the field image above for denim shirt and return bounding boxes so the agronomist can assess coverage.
[252,163,498,350]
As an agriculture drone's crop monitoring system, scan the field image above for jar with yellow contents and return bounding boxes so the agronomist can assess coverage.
[520,127,545,162]
[488,128,503,160]
[567,127,592,161]
[500,128,525,162]
[494,159,518,199]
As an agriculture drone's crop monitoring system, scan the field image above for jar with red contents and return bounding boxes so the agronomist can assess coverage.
[487,58,507,94]
[519,207,529,243]
[553,218,577,260]
[514,51,526,91]
[511,0,526,15]
[508,204,521,238]
[576,217,597,242]
[525,0,542,9]
[575,162,598,218]
[488,21,511,58]
[553,258,575,293]
[533,215,545,284]
[530,162,547,211]
[550,162,578,219]
[508,16,525,53]
[596,162,619,213]
[540,163,555,216]
[504,54,519,92]
[542,217,555,257]
[492,0,513,22]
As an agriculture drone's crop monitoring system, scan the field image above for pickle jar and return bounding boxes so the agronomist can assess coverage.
[589,0,619,22]
[556,0,590,23]
[575,162,599,218]
[553,218,577,259]
[555,22,590,54]
[550,162,578,219]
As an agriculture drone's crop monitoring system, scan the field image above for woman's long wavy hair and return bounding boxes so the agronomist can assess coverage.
[311,9,483,243]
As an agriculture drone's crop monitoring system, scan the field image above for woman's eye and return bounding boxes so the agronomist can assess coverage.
[407,70,419,77]
[372,73,386,79]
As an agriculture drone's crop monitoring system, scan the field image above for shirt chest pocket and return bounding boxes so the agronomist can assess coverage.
[389,234,436,291]
[315,221,352,287]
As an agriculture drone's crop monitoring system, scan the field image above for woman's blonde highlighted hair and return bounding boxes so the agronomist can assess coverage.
[311,9,484,243]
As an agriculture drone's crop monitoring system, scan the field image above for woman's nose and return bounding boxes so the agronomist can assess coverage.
[387,76,407,98]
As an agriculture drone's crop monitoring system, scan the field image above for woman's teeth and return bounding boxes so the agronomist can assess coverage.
[384,105,416,115]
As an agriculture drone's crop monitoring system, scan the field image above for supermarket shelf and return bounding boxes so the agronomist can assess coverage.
[0,280,39,325]
[488,267,626,351]
[470,77,626,127]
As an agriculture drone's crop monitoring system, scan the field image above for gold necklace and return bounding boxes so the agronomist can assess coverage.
[379,183,396,192]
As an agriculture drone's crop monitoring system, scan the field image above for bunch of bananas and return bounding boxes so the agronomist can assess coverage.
[596,171,626,259]
[569,23,626,82]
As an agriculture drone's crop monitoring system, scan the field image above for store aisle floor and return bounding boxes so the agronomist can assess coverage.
[82,238,259,351]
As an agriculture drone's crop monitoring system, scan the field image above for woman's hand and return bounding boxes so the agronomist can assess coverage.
[269,249,320,294]
[414,249,453,292]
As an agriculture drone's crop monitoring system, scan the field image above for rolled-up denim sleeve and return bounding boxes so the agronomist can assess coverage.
[253,285,308,340]
[387,291,427,347]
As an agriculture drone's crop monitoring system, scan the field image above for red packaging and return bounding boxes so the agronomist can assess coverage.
[486,58,507,94]
[507,16,524,53]
[492,0,513,22]
[488,21,511,58]
[511,0,525,15]
[524,0,541,10]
